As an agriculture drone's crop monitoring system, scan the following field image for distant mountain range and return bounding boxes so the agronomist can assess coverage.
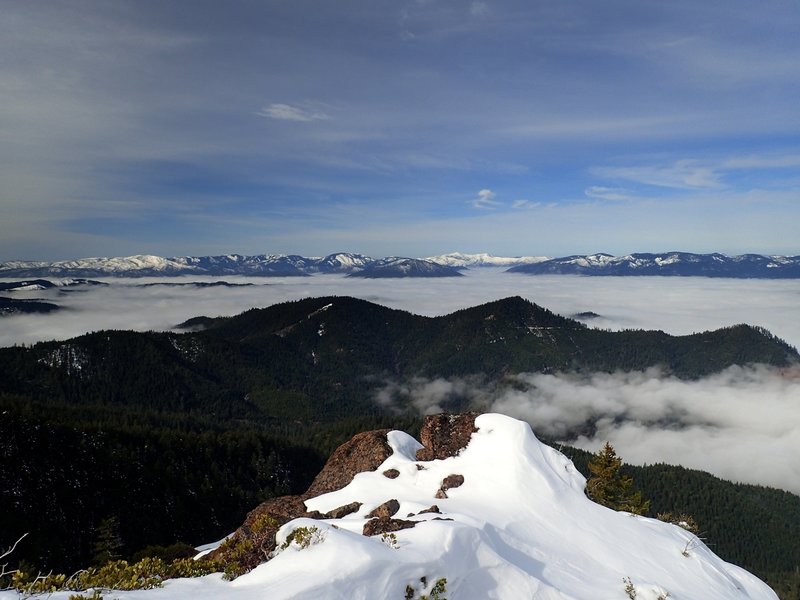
[507,252,800,278]
[1,251,799,278]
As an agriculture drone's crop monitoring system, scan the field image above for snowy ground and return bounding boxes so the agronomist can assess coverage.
[0,414,777,599]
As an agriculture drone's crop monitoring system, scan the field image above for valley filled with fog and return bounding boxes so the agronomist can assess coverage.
[3,269,799,494]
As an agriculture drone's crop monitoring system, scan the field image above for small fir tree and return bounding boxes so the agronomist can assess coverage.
[92,516,123,566]
[586,442,650,515]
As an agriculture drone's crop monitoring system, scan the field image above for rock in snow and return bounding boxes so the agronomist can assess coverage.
[0,413,777,599]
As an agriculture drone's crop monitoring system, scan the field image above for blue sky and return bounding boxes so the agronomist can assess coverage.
[1,0,799,260]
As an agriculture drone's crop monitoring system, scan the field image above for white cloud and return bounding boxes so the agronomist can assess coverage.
[512,199,541,209]
[591,159,722,190]
[378,365,800,494]
[470,188,501,209]
[583,186,638,202]
[258,103,330,122]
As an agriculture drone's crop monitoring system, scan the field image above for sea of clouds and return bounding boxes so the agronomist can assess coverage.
[2,269,799,493]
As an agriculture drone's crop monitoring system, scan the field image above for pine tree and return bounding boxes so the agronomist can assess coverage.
[586,442,651,516]
[92,516,123,566]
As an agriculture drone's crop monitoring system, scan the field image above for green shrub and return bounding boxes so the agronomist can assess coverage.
[280,526,323,550]
[10,555,221,594]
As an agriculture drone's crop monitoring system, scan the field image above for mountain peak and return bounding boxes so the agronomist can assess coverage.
[207,413,776,599]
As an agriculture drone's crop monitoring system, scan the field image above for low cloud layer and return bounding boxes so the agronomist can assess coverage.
[378,365,800,495]
[2,270,799,349]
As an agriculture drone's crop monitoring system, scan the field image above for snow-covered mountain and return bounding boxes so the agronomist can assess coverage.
[347,257,463,278]
[3,251,799,278]
[3,413,773,599]
[507,252,800,278]
[426,252,550,267]
[0,253,374,278]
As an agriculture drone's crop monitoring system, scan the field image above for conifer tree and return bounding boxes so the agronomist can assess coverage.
[92,516,123,566]
[586,442,651,516]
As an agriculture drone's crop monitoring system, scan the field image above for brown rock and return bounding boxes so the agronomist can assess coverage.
[441,474,465,490]
[434,489,448,499]
[324,501,362,519]
[208,494,317,571]
[416,413,480,461]
[419,505,441,514]
[363,517,417,536]
[367,499,400,519]
[211,428,394,577]
[304,429,393,498]
[383,468,400,479]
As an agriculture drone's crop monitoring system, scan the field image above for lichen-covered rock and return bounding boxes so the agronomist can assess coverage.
[362,517,417,536]
[212,429,393,576]
[383,468,400,479]
[304,429,393,498]
[416,412,480,461]
[367,499,400,519]
[325,501,362,519]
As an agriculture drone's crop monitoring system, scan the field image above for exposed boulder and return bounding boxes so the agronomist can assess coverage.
[209,494,319,573]
[324,501,362,519]
[363,517,418,537]
[304,429,393,498]
[383,468,400,479]
[435,473,465,499]
[211,428,393,575]
[367,499,400,519]
[416,412,480,461]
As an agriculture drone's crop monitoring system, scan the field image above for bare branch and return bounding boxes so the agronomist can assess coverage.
[1,533,28,561]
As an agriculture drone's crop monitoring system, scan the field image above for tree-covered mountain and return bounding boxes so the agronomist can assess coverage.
[2,296,796,423]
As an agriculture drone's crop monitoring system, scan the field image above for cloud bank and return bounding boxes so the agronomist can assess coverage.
[378,365,800,495]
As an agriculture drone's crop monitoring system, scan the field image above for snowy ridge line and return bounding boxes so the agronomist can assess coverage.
[2,251,799,278]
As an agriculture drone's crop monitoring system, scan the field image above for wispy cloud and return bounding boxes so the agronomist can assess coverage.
[591,160,722,190]
[583,186,638,202]
[258,103,330,122]
[470,188,501,209]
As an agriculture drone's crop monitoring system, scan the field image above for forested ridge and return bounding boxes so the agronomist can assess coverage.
[1,296,798,597]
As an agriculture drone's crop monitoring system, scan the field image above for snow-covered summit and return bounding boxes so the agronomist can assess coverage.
[257,413,774,599]
[426,252,550,267]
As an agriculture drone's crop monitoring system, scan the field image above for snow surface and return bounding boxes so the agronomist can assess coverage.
[0,414,777,600]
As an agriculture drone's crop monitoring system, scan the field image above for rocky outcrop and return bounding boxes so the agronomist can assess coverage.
[416,412,479,461]
[212,413,482,577]
[304,429,393,498]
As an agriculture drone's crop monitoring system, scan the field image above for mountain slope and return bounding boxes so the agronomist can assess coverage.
[2,296,796,423]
